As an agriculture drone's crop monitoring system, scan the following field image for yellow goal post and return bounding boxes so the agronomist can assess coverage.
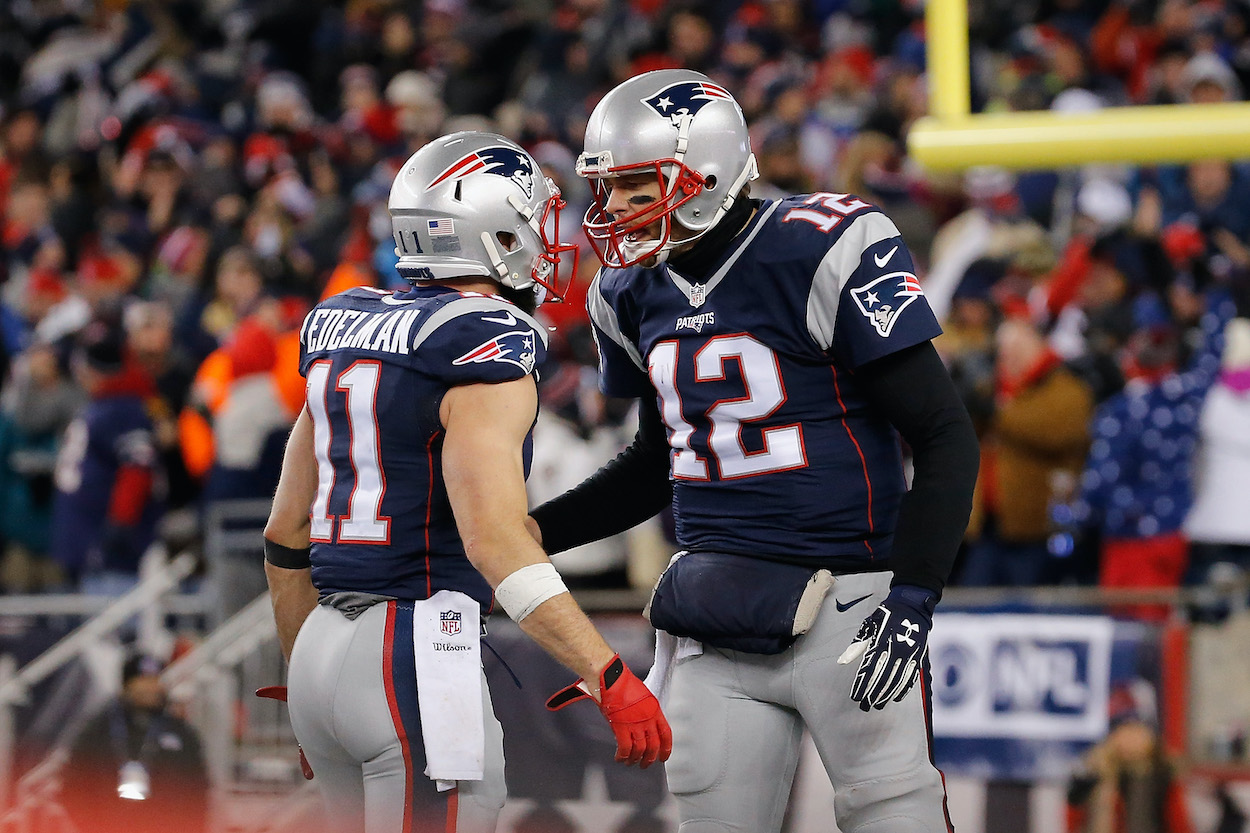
[908,0,1250,170]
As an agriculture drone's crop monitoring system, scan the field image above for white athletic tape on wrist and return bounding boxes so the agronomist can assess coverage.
[494,562,569,622]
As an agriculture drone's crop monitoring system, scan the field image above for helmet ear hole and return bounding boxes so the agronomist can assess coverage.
[496,231,519,251]
[704,174,718,191]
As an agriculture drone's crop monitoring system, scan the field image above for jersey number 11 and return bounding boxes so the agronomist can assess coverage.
[305,360,392,544]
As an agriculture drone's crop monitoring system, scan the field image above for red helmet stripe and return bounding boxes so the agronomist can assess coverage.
[428,154,487,189]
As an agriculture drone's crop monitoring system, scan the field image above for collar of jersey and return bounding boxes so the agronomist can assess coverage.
[663,199,779,307]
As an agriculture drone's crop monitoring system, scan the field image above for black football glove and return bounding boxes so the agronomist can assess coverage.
[837,585,937,712]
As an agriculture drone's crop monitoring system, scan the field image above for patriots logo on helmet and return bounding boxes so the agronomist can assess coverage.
[642,81,734,126]
[452,329,536,373]
[851,272,925,338]
[428,146,536,199]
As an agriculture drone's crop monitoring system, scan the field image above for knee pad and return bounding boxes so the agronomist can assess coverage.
[835,771,951,833]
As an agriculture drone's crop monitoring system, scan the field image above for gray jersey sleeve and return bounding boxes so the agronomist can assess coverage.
[804,212,905,352]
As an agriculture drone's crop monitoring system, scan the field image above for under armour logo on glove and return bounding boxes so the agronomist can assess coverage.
[837,585,937,712]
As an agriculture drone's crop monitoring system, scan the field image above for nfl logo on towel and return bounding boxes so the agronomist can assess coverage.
[440,610,462,636]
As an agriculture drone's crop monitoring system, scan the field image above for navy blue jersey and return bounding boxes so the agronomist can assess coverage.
[50,394,161,573]
[298,284,548,608]
[588,195,942,568]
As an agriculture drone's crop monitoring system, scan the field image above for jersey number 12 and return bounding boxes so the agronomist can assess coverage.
[650,334,807,480]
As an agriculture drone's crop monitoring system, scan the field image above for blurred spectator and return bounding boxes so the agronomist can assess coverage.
[1153,159,1250,244]
[202,316,293,624]
[49,318,163,594]
[1076,296,1231,620]
[1182,51,1241,103]
[960,317,1093,586]
[927,166,1049,324]
[0,341,83,591]
[124,301,196,510]
[181,245,266,364]
[936,258,1003,437]
[61,652,208,833]
[1049,230,1160,403]
[1184,317,1250,585]
[1065,682,1191,833]
[385,70,446,146]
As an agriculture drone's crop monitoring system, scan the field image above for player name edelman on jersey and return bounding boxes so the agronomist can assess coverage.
[301,308,421,356]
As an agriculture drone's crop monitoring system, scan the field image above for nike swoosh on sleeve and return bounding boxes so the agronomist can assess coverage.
[481,312,517,325]
[873,245,899,268]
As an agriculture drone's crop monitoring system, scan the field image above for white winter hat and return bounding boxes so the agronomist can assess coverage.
[1222,318,1250,370]
[1077,178,1133,230]
[1183,52,1241,100]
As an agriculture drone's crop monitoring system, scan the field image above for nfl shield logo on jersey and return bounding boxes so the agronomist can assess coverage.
[850,272,925,338]
[689,282,707,307]
[440,610,462,636]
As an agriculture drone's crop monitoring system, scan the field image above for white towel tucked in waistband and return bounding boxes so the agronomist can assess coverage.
[411,590,484,789]
[643,629,702,708]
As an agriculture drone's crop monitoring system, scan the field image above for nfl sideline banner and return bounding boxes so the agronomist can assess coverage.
[930,614,1114,741]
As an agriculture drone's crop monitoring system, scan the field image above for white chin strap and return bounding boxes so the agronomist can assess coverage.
[479,230,515,285]
[478,193,548,290]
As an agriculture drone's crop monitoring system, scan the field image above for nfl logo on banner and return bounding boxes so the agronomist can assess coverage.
[440,610,462,636]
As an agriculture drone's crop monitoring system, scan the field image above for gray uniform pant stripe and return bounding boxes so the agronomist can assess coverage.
[287,603,506,833]
[664,571,951,833]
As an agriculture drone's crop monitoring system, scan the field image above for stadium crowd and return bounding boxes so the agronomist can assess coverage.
[1,0,1250,617]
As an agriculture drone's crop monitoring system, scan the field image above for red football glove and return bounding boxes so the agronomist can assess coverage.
[546,654,672,768]
[255,686,314,780]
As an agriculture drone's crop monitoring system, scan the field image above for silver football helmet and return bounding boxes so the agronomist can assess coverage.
[577,69,758,268]
[388,131,578,298]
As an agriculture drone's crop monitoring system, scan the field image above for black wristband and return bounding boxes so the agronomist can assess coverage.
[263,538,312,570]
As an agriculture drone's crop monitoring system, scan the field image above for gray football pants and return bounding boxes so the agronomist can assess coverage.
[287,601,506,833]
[664,570,953,833]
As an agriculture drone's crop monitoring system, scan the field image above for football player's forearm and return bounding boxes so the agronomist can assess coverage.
[858,342,980,595]
[265,563,319,661]
[889,414,979,594]
[515,593,616,696]
[466,533,615,693]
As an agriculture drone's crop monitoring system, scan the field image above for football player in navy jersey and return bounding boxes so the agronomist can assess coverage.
[262,132,670,833]
[529,70,980,832]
